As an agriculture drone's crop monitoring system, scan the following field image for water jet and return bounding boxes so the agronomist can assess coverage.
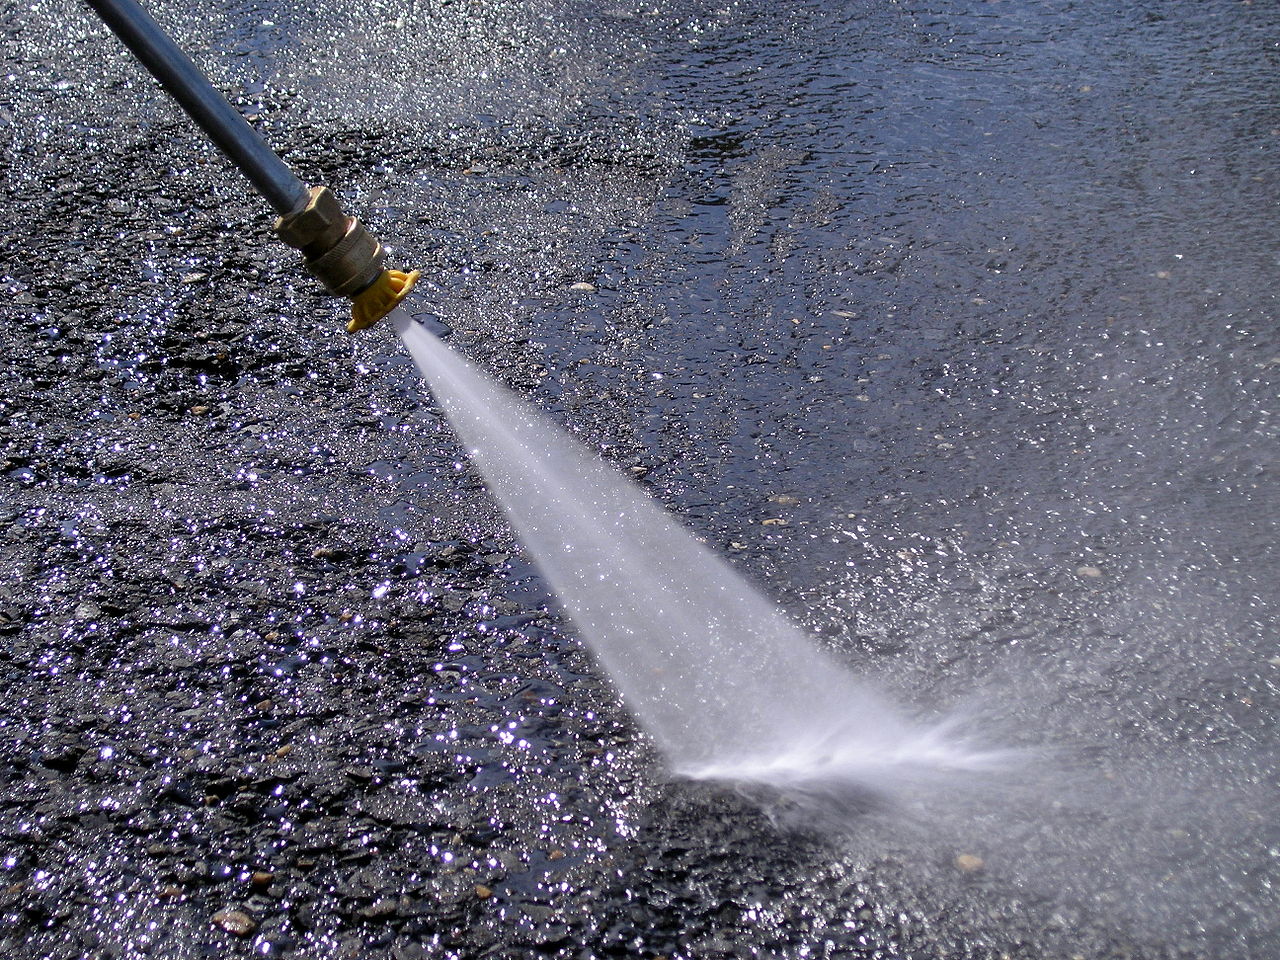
[79,0,999,796]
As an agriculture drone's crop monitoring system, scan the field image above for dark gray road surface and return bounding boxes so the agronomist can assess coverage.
[1,1,1277,957]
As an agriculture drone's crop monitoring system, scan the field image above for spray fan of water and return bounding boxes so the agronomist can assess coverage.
[389,309,1010,797]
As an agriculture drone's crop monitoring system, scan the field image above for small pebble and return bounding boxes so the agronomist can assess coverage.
[250,871,274,888]
[212,909,256,936]
[761,518,788,526]
[955,854,984,873]
[189,405,209,415]
[1076,565,1103,578]
[548,849,566,861]
[360,899,398,919]
[157,884,184,900]
[569,281,597,292]
[475,884,493,899]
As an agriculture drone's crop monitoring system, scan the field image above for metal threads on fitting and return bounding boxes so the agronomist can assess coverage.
[274,185,386,298]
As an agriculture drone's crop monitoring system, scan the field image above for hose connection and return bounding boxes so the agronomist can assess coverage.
[274,185,417,332]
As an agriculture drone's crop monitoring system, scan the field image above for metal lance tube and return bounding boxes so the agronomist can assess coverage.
[83,0,419,331]
[84,0,308,216]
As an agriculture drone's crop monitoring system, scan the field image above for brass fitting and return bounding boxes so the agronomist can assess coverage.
[273,185,418,331]
[274,185,385,298]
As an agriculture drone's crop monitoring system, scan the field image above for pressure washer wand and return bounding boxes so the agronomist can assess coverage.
[84,0,418,332]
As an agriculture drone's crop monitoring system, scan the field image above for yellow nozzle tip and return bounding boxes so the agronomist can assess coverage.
[347,268,421,333]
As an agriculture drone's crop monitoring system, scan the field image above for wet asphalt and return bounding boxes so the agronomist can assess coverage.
[1,1,1278,958]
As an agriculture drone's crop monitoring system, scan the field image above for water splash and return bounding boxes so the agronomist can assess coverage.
[390,309,1010,794]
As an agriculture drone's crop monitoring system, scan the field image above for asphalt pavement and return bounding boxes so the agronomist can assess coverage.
[1,1,1276,957]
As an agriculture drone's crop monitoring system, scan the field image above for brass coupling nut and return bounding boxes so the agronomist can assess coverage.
[274,185,386,298]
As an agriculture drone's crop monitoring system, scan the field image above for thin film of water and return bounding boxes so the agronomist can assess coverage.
[388,307,1012,801]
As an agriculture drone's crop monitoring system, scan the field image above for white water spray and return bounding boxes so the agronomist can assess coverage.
[391,309,1009,792]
